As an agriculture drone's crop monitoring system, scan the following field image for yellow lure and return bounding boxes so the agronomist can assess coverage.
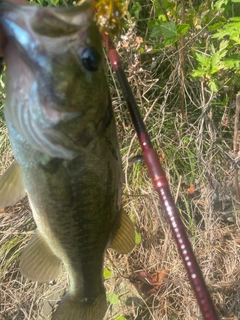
[94,0,126,38]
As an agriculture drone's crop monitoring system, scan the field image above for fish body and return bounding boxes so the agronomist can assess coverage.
[0,2,135,320]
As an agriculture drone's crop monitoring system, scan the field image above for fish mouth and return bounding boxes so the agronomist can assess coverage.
[0,1,94,64]
[0,2,102,159]
[0,1,93,32]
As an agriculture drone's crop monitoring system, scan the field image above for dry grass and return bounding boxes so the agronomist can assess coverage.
[1,9,240,320]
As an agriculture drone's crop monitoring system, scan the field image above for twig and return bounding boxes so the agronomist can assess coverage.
[175,175,182,204]
[234,94,240,200]
[157,0,170,22]
[179,0,186,118]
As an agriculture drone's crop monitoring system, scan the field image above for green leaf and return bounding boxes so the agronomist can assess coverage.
[148,20,157,30]
[213,19,240,42]
[229,17,240,22]
[208,22,225,31]
[160,22,177,39]
[214,0,228,9]
[195,53,210,67]
[219,40,229,51]
[103,267,112,279]
[149,25,162,38]
[107,292,120,305]
[131,2,142,20]
[209,80,218,92]
[177,24,189,36]
[224,54,240,69]
[192,69,205,77]
[135,231,142,245]
[114,317,127,320]
[163,36,177,45]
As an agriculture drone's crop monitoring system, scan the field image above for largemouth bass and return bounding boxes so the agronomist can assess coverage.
[0,2,135,319]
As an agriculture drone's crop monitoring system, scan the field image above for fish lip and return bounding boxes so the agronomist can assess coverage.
[0,1,94,26]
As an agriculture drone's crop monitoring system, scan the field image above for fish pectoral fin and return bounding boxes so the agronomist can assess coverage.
[52,292,107,320]
[0,160,26,208]
[20,231,62,283]
[109,210,135,254]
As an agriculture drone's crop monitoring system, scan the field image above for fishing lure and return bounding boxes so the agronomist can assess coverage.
[94,0,126,39]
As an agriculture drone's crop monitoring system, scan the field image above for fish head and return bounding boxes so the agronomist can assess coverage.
[0,1,111,159]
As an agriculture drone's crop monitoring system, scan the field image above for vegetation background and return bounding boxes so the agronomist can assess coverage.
[1,0,240,319]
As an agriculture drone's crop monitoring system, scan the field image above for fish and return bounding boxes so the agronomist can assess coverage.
[0,2,135,320]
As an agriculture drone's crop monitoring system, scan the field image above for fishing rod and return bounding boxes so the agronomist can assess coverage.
[104,34,219,320]
[95,5,220,320]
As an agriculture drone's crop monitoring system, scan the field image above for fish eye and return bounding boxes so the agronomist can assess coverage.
[81,47,101,72]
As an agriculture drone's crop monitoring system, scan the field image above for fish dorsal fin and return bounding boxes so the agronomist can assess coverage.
[109,210,135,254]
[20,231,62,283]
[0,160,26,208]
